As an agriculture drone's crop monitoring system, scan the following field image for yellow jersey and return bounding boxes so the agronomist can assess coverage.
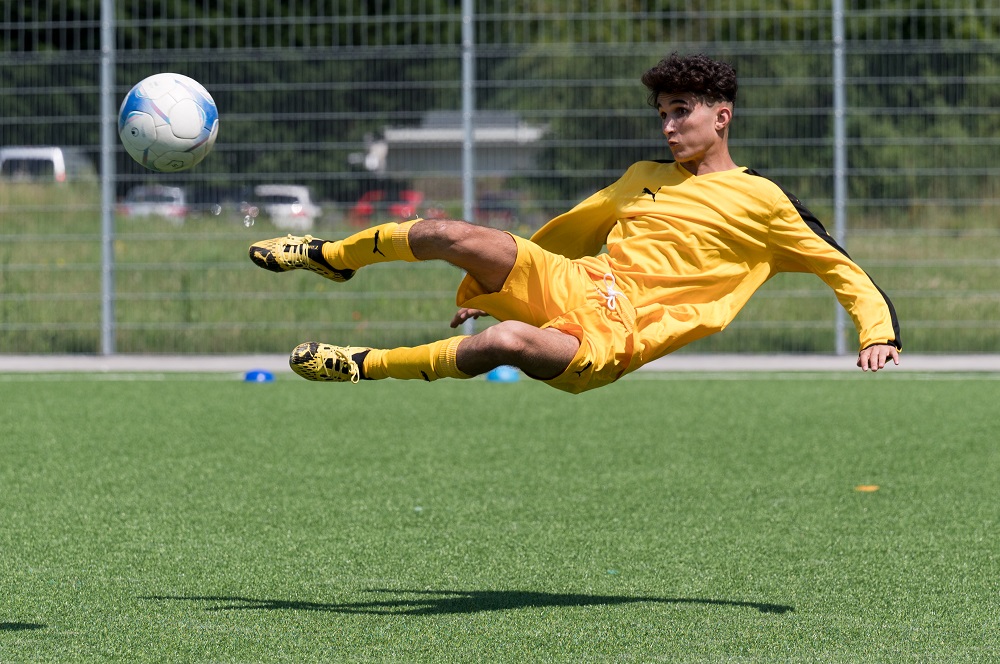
[530,161,901,359]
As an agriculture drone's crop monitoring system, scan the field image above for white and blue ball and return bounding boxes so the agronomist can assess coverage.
[118,73,219,172]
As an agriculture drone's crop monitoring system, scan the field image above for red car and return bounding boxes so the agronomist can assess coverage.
[348,189,445,226]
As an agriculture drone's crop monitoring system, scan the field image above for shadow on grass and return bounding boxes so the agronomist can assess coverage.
[144,589,793,615]
[0,623,46,631]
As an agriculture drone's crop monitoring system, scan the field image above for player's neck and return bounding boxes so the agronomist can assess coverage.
[677,149,739,176]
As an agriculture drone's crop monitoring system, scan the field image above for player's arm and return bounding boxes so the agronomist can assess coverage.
[529,195,616,258]
[769,197,902,368]
[529,165,638,258]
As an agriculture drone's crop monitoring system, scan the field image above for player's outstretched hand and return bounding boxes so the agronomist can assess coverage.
[450,307,490,328]
[857,344,900,372]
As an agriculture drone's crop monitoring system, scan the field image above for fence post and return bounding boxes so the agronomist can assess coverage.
[99,0,117,355]
[461,0,476,224]
[461,0,476,336]
[832,0,848,356]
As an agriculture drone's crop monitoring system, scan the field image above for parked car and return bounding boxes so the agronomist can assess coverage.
[118,185,189,222]
[0,146,96,183]
[252,184,322,231]
[347,189,445,226]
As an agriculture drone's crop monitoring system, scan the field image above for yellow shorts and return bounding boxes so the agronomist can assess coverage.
[456,234,638,394]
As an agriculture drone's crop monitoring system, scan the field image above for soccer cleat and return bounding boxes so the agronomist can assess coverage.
[248,235,355,283]
[289,342,369,383]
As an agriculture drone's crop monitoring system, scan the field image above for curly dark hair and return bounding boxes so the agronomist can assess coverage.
[641,53,738,107]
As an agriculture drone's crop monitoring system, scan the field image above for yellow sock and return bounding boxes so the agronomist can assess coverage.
[362,336,470,381]
[322,219,421,271]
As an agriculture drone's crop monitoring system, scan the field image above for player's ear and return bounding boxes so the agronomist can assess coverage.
[715,104,733,131]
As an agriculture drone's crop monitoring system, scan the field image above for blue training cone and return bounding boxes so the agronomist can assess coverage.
[485,365,520,383]
[243,369,275,383]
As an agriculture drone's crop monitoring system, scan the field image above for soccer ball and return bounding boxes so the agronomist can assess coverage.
[118,73,219,172]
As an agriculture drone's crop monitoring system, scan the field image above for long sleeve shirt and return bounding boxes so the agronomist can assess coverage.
[530,161,901,362]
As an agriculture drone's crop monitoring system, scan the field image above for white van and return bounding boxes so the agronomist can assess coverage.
[0,146,97,183]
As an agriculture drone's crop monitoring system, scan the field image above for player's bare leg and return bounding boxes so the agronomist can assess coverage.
[406,219,517,294]
[249,219,516,294]
[289,321,578,383]
[454,321,578,380]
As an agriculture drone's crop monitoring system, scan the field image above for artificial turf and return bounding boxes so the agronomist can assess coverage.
[1,372,998,662]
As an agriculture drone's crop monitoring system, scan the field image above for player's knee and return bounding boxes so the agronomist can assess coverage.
[479,321,533,358]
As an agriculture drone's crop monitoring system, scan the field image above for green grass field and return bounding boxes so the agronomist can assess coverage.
[2,373,998,662]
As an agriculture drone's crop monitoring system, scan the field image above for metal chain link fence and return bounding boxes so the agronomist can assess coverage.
[2,1,998,355]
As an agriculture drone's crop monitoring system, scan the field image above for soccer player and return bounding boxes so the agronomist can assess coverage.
[249,53,901,393]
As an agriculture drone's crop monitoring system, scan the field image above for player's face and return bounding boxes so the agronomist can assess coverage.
[656,92,730,166]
